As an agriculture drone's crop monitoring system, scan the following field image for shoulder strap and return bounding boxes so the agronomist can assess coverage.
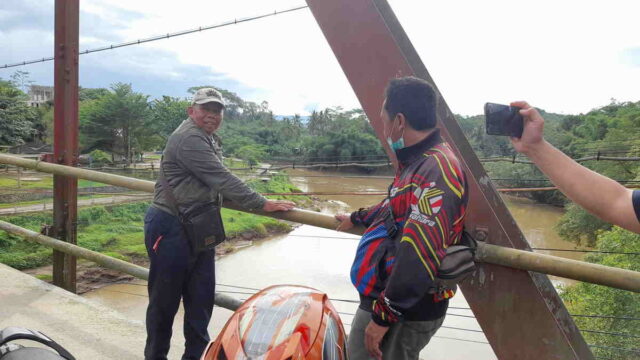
[158,157,181,215]
[384,183,399,238]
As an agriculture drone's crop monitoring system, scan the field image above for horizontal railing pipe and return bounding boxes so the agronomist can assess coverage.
[0,219,243,310]
[477,243,640,293]
[1,153,639,292]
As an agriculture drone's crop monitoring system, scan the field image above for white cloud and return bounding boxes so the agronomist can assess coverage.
[84,0,357,115]
[3,0,639,115]
[388,0,640,115]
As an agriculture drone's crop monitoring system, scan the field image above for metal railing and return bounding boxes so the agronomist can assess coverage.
[0,153,639,294]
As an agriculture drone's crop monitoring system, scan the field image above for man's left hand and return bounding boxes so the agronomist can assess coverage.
[365,320,389,360]
[262,200,296,212]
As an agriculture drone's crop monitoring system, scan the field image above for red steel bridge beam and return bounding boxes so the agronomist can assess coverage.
[306,0,593,358]
[52,0,79,293]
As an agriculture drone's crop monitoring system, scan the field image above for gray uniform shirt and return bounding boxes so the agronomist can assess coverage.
[152,118,266,216]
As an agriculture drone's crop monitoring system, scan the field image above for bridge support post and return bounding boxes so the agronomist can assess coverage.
[52,0,80,293]
[305,0,593,358]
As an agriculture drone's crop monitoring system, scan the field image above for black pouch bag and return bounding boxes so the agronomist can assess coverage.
[179,199,226,252]
[159,163,226,253]
[431,230,477,291]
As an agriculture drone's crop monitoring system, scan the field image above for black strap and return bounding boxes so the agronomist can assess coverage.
[158,157,181,217]
[385,183,399,239]
[0,327,75,360]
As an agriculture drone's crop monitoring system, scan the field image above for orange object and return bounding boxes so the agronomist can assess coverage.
[201,285,348,360]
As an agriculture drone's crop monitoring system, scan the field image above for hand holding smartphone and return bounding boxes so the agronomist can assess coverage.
[484,102,524,138]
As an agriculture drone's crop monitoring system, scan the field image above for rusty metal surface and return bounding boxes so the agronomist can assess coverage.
[52,0,79,293]
[305,0,593,358]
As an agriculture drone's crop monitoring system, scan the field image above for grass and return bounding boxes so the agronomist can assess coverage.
[223,158,247,169]
[35,274,53,281]
[246,174,313,208]
[0,194,112,209]
[0,175,108,189]
[0,175,308,270]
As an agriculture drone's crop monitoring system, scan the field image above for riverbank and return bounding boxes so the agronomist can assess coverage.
[0,174,321,292]
[23,224,293,294]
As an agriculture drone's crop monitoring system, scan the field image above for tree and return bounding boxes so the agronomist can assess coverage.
[9,70,33,93]
[556,203,613,246]
[561,227,640,359]
[80,83,151,164]
[148,96,190,142]
[0,79,41,146]
[236,144,267,166]
[79,87,110,101]
[301,107,386,162]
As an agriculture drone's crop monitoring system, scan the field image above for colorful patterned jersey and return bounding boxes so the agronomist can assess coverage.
[349,130,468,326]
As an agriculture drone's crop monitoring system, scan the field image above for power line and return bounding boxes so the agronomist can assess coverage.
[241,172,395,180]
[492,179,640,185]
[288,234,360,241]
[329,298,360,304]
[445,313,478,319]
[572,314,640,321]
[261,191,386,196]
[226,162,392,172]
[212,290,256,296]
[241,154,640,172]
[124,282,640,326]
[293,235,640,256]
[479,155,640,164]
[431,335,489,345]
[0,5,309,70]
[272,154,389,161]
[531,248,640,256]
[324,311,640,338]
[570,138,640,148]
[588,344,640,354]
[259,185,640,195]
[338,310,480,320]
[217,283,261,291]
[74,290,640,348]
[581,329,640,339]
[440,325,484,334]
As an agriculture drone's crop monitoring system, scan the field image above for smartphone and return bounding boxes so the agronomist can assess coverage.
[484,102,524,138]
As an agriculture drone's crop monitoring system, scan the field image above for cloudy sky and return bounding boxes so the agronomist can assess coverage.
[1,0,639,116]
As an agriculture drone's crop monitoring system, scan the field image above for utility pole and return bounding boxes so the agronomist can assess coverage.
[52,0,79,293]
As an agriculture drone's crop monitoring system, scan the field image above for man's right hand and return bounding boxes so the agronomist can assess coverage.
[335,213,354,231]
[510,101,546,155]
[262,200,296,212]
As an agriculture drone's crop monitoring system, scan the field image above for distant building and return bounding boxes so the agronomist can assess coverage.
[28,85,54,107]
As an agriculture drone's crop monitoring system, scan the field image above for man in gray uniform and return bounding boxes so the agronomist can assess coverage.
[143,88,295,360]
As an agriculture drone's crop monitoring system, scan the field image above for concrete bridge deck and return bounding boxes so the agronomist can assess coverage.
[0,263,178,359]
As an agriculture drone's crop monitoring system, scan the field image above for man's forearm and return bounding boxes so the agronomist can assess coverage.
[525,141,638,231]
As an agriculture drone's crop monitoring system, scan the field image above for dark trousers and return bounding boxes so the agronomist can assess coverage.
[347,308,444,360]
[143,206,216,360]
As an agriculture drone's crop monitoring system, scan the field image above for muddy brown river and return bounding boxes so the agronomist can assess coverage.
[84,169,587,359]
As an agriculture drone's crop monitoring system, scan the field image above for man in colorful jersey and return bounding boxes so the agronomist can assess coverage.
[336,77,468,360]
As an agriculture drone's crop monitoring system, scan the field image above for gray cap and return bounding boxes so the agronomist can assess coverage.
[191,87,225,107]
